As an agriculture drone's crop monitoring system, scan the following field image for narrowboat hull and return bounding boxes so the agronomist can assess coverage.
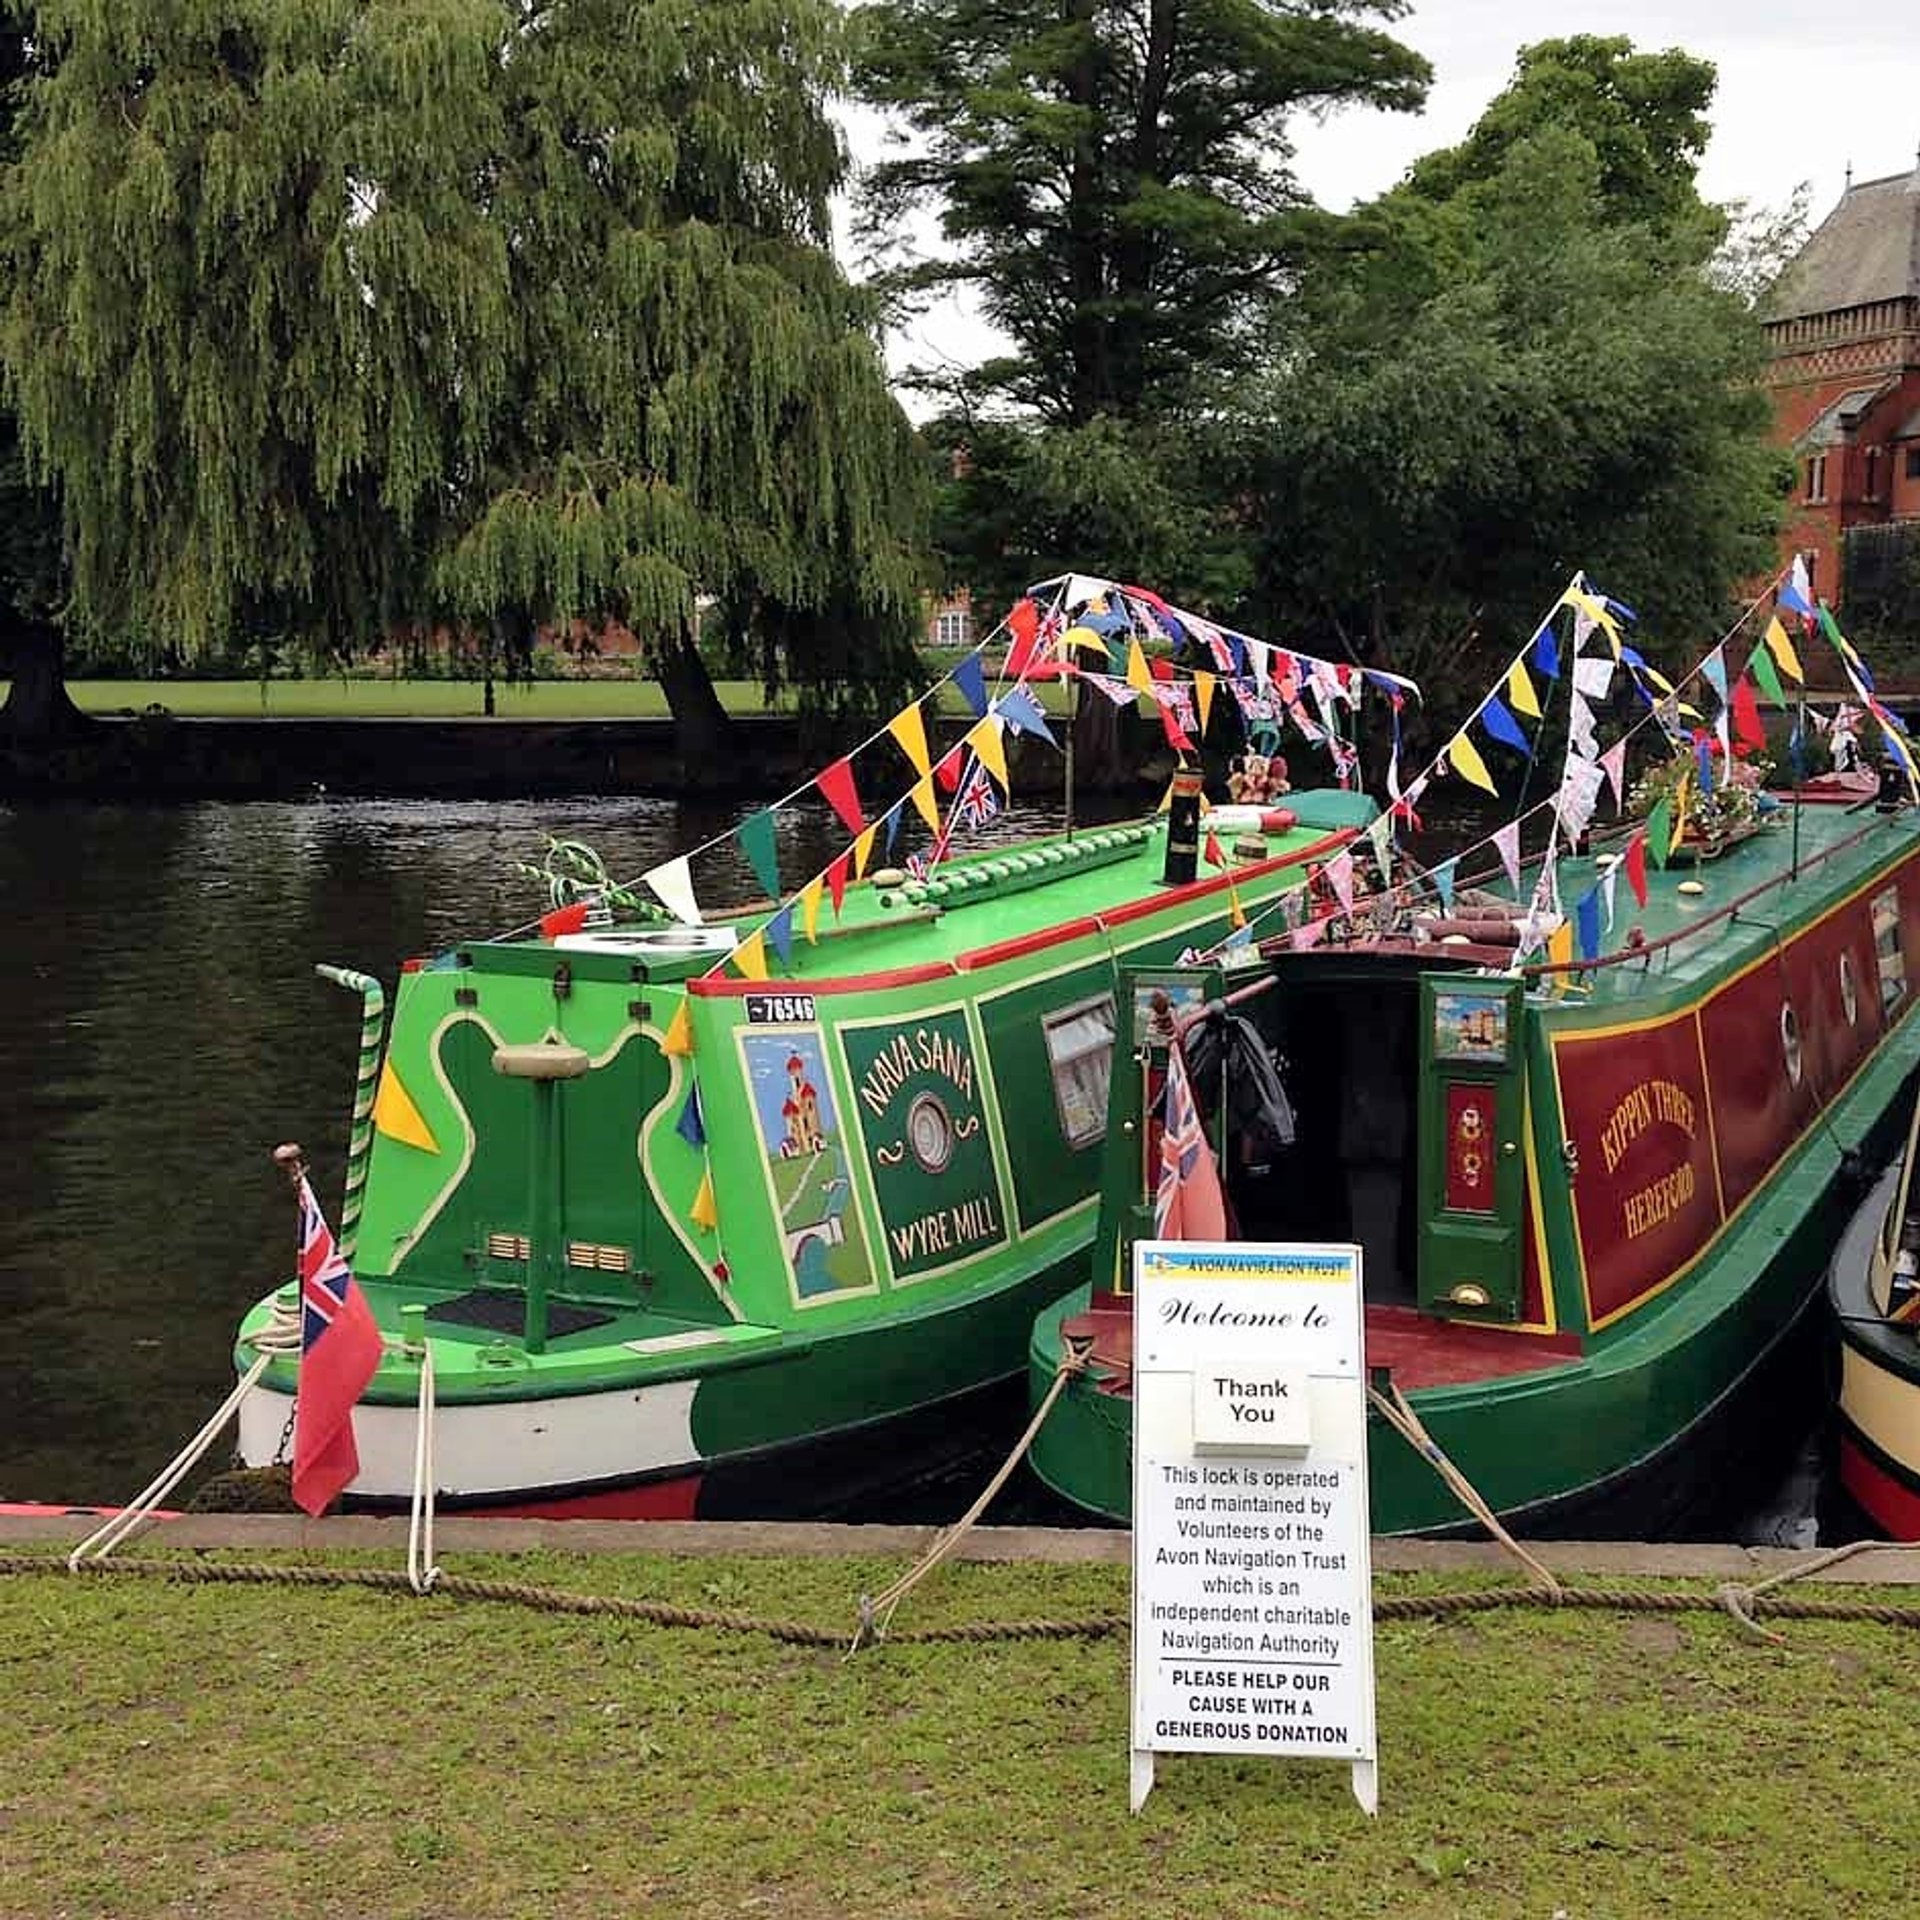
[1829,1162,1920,1537]
[233,800,1378,1515]
[1027,802,1920,1535]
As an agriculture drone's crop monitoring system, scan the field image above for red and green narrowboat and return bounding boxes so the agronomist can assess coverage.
[231,789,1378,1516]
[1029,789,1920,1535]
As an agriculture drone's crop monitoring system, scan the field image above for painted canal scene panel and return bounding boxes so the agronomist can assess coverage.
[738,1026,875,1303]
[840,1006,1009,1283]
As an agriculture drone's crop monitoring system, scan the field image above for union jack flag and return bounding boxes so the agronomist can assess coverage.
[905,850,929,880]
[954,760,1002,831]
[1154,1045,1226,1241]
[299,1178,356,1340]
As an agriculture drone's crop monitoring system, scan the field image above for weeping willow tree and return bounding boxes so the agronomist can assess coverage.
[2,0,926,753]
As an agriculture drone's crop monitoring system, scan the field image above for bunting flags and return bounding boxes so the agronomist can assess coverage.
[1731,677,1767,754]
[966,714,1010,792]
[851,823,879,881]
[908,774,941,833]
[1479,696,1532,756]
[1762,616,1804,684]
[675,1084,705,1149]
[1574,887,1602,963]
[689,1168,718,1233]
[1431,858,1457,915]
[799,877,824,945]
[1779,557,1815,618]
[1194,671,1216,736]
[1600,741,1628,813]
[1645,798,1671,871]
[996,685,1056,745]
[644,855,702,927]
[1493,821,1522,893]
[732,929,769,982]
[1625,831,1649,907]
[1747,644,1785,710]
[1506,660,1542,719]
[1447,730,1498,795]
[1531,621,1560,680]
[661,999,694,1056]
[1125,639,1155,696]
[1326,851,1355,915]
[953,653,990,718]
[765,905,795,968]
[1003,597,1042,677]
[816,759,865,838]
[737,808,781,900]
[825,849,852,917]
[888,703,932,778]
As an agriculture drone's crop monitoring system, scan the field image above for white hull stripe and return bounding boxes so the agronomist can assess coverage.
[237,1379,700,1501]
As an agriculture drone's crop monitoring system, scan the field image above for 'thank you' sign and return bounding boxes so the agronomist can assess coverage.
[1129,1241,1377,1814]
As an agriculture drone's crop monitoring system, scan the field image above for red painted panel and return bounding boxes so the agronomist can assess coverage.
[1838,1435,1920,1542]
[486,1472,704,1522]
[1555,1016,1721,1325]
[1443,1084,1497,1214]
[1699,953,1818,1214]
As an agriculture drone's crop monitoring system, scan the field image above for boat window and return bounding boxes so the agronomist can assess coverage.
[1043,994,1118,1148]
[1780,1002,1803,1089]
[1839,951,1859,1027]
[1873,887,1907,1012]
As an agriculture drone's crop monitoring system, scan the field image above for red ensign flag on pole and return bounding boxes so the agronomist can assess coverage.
[291,1176,384,1516]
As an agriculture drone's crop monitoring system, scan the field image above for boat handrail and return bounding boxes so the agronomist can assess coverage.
[1519,816,1893,982]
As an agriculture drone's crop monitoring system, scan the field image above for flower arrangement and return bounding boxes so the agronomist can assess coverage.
[1627,735,1772,845]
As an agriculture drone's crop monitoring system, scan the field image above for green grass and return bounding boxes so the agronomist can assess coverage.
[4,667,1068,720]
[1,1549,1912,1918]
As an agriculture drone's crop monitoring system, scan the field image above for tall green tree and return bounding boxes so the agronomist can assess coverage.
[856,0,1428,428]
[0,7,77,745]
[3,0,924,754]
[1246,43,1783,740]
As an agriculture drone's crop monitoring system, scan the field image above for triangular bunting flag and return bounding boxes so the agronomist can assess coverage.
[1748,644,1786,710]
[1493,821,1522,895]
[883,802,904,856]
[908,774,942,834]
[1125,639,1155,696]
[1004,597,1041,677]
[1366,815,1395,886]
[1547,919,1575,971]
[1447,730,1499,795]
[1572,657,1614,701]
[1699,646,1728,703]
[1625,831,1649,906]
[1531,620,1560,680]
[852,824,879,881]
[732,930,769,983]
[675,1084,705,1149]
[1229,887,1247,930]
[661,999,694,1057]
[1574,887,1602,963]
[826,849,851,918]
[1763,616,1804,684]
[372,1060,439,1155]
[644,855,702,926]
[887,703,932,777]
[996,685,1057,745]
[1194,671,1215,737]
[799,877,824,945]
[1292,918,1328,952]
[1779,559,1814,618]
[1600,863,1618,931]
[934,745,965,793]
[765,905,795,968]
[689,1168,718,1233]
[1326,851,1355,915]
[1203,830,1226,869]
[1600,741,1628,813]
[966,714,1010,792]
[1479,695,1532,756]
[1432,857,1457,915]
[1644,799,1671,872]
[953,654,990,718]
[816,759,865,838]
[737,807,781,900]
[1506,660,1541,719]
[1731,676,1768,754]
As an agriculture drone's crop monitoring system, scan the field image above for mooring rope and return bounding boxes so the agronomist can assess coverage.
[8,1553,1920,1643]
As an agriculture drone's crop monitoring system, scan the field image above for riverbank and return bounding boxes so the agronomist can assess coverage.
[3,1524,1914,1917]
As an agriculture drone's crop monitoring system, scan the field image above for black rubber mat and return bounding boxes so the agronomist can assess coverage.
[425,1289,616,1339]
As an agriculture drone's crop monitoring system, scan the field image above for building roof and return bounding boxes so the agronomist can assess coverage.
[1797,379,1898,448]
[1765,166,1920,322]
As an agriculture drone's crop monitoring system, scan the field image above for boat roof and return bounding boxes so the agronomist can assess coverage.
[1532,798,1920,1010]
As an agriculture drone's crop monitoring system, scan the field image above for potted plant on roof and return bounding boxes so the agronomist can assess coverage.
[1627,734,1774,862]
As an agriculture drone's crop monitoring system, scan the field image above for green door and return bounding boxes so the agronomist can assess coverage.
[1415,976,1527,1320]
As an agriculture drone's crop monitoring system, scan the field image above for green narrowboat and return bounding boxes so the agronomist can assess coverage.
[1030,789,1920,1534]
[231,791,1376,1516]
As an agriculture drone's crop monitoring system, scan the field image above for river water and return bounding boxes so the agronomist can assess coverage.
[0,794,1837,1539]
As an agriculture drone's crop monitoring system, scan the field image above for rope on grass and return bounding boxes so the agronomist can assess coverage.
[10,1554,1920,1641]
[849,1334,1094,1655]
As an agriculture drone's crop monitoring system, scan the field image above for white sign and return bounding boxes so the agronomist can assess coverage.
[1130,1241,1377,1814]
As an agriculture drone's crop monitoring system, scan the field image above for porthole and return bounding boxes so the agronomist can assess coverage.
[906,1092,955,1173]
[1839,951,1860,1028]
[1780,1002,1804,1088]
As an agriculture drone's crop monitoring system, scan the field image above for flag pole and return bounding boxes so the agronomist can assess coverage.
[1065,670,1079,839]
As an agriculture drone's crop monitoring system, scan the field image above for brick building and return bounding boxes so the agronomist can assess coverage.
[1762,158,1920,604]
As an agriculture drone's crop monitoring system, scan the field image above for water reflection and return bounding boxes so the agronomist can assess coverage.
[0,794,1092,1504]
